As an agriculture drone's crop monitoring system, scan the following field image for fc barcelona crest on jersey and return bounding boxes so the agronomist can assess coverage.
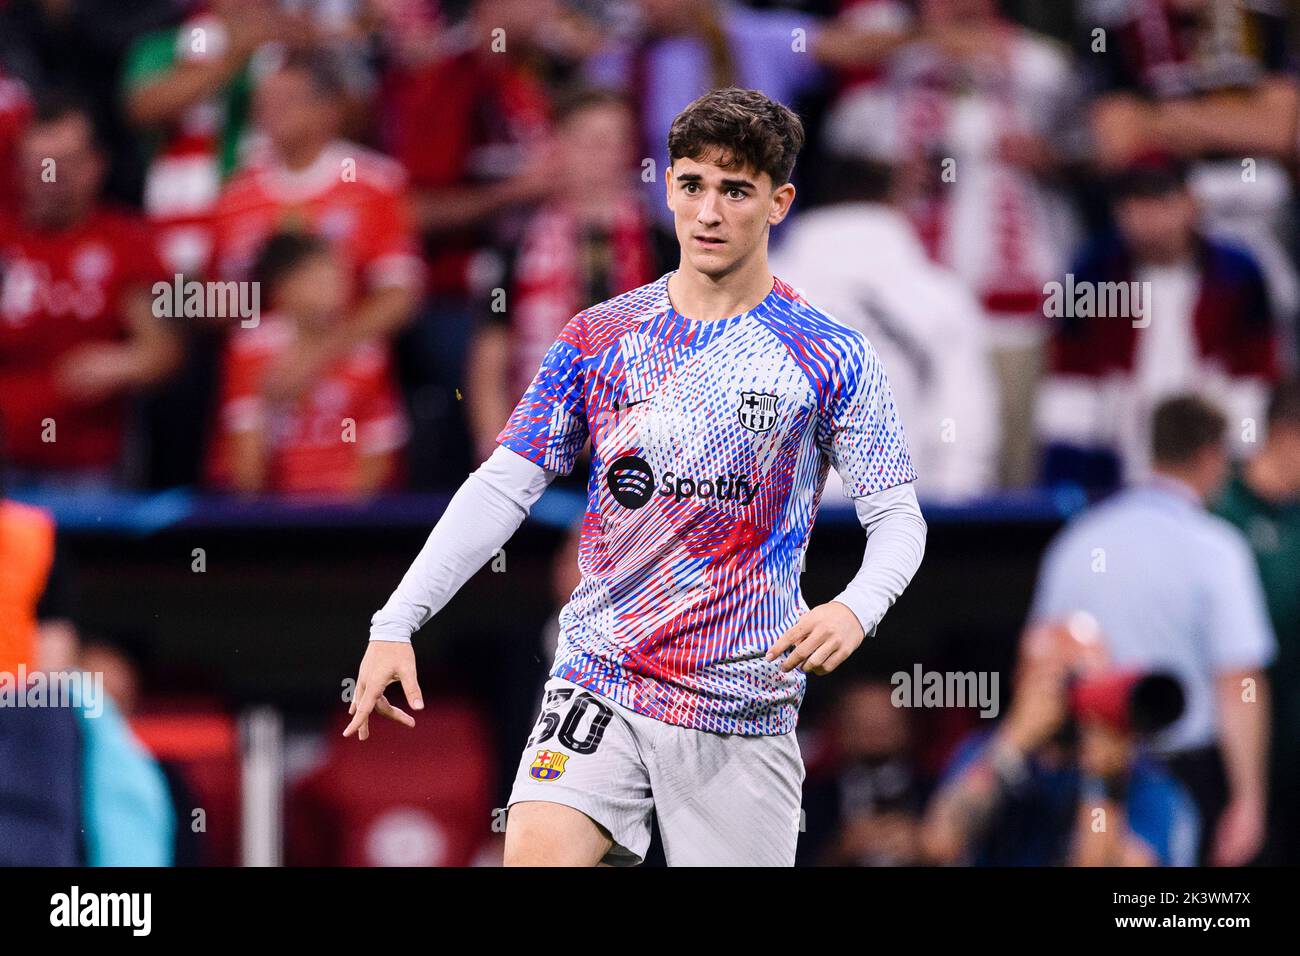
[737,391,779,433]
[529,750,569,781]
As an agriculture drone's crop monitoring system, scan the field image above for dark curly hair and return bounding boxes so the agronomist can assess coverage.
[667,87,805,187]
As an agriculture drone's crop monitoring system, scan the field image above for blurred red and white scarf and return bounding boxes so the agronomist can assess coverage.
[509,199,655,397]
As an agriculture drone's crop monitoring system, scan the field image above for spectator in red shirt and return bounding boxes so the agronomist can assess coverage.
[0,67,32,214]
[381,0,561,299]
[0,96,181,488]
[378,0,563,485]
[207,231,407,497]
[465,87,669,462]
[210,49,422,406]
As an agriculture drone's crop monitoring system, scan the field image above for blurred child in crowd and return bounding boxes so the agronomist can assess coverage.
[207,231,408,496]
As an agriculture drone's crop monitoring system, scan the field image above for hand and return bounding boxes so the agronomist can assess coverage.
[54,344,136,404]
[765,601,866,676]
[1151,100,1208,157]
[1000,655,1069,752]
[1211,794,1267,867]
[343,640,424,741]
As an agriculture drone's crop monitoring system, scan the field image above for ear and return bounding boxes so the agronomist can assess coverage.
[768,181,796,226]
[664,164,675,213]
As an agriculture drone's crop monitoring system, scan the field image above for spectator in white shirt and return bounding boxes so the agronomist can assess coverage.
[773,154,1000,503]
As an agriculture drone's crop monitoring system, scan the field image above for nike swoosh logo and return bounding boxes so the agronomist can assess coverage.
[613,397,652,412]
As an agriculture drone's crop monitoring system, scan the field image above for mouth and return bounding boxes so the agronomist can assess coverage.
[693,235,726,249]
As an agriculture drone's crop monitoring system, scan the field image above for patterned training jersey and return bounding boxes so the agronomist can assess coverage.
[497,272,916,734]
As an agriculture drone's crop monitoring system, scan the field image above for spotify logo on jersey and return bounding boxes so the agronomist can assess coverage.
[606,455,655,509]
[606,455,762,510]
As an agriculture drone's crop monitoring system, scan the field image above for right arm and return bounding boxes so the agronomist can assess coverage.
[344,446,556,739]
[346,312,591,739]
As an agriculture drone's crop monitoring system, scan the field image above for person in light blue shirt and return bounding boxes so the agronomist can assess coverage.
[77,676,175,867]
[1030,395,1275,866]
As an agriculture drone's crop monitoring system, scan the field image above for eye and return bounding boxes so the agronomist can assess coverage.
[682,182,700,194]
[727,188,746,200]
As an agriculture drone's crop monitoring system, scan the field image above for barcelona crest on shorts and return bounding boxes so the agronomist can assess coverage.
[529,750,569,781]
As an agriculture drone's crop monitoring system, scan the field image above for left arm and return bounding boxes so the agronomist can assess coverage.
[767,481,926,674]
[54,285,183,403]
[1213,669,1271,866]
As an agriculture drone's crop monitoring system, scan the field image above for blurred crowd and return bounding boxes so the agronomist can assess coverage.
[0,0,1297,499]
[3,0,1300,868]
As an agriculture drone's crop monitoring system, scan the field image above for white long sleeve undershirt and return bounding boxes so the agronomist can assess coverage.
[829,482,927,638]
[370,447,926,643]
[368,446,556,641]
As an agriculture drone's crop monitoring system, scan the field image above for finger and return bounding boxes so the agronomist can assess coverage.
[811,646,851,676]
[803,639,839,674]
[766,618,813,661]
[375,695,416,728]
[348,679,365,716]
[399,669,424,711]
[342,685,381,738]
[781,630,829,673]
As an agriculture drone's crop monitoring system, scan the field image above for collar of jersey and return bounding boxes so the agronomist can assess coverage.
[657,270,777,339]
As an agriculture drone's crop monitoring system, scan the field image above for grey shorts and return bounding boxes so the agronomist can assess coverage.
[507,675,805,866]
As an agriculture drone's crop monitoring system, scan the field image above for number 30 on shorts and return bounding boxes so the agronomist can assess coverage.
[526,687,614,754]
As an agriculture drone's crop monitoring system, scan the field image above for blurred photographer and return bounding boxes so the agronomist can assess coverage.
[922,617,1198,867]
[1031,395,1276,865]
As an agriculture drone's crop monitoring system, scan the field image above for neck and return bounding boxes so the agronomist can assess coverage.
[668,250,774,322]
[1151,467,1206,504]
[278,138,329,172]
[1137,234,1196,267]
[25,204,87,231]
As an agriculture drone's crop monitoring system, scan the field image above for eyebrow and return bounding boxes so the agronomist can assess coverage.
[676,173,756,191]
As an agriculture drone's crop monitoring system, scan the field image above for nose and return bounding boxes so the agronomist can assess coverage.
[696,190,723,227]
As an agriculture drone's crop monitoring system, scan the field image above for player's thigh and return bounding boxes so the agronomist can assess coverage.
[651,727,804,867]
[503,800,612,866]
[506,677,654,866]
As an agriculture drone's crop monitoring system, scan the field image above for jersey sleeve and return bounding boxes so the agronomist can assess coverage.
[1202,530,1277,672]
[217,337,268,435]
[495,312,590,475]
[816,332,918,498]
[360,182,424,293]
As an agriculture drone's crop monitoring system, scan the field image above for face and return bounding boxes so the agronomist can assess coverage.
[559,103,635,195]
[80,644,140,716]
[1271,423,1300,494]
[255,69,338,156]
[1114,190,1197,263]
[666,151,795,280]
[19,115,104,226]
[276,251,350,327]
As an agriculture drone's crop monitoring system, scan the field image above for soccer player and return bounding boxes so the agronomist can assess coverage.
[344,87,927,866]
